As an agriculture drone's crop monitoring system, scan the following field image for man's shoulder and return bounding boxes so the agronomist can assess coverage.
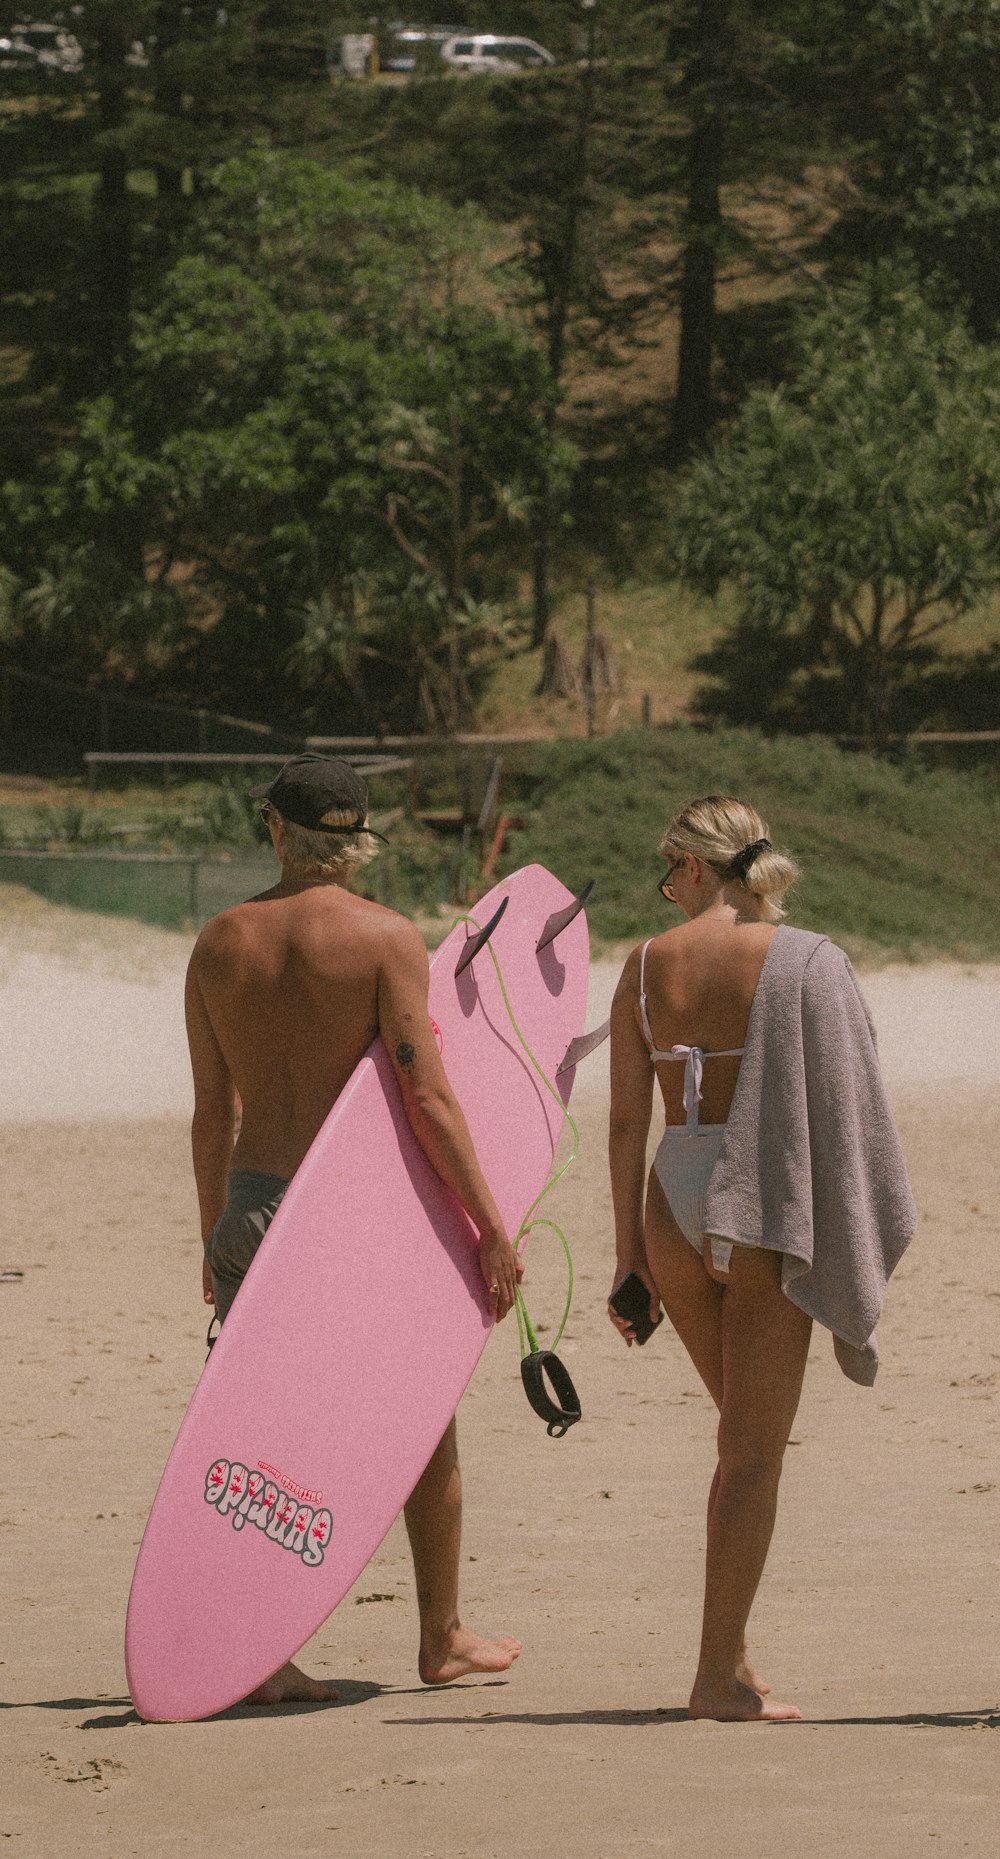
[190,889,426,968]
[188,896,282,983]
[365,901,427,965]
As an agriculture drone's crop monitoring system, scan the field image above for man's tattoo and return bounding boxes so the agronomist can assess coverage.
[395,1040,416,1070]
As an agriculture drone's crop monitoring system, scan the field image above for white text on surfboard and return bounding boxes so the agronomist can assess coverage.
[204,1459,333,1568]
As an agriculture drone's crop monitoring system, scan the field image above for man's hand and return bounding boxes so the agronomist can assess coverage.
[202,1252,215,1306]
[479,1229,524,1322]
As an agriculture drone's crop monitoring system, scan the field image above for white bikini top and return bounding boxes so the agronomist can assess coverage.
[638,940,745,1131]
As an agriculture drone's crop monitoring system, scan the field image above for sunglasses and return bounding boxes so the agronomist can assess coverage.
[658,856,686,902]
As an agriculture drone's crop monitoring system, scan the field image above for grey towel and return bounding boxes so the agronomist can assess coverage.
[703,927,916,1385]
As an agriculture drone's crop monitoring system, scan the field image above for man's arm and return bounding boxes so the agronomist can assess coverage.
[184,950,238,1305]
[378,920,523,1320]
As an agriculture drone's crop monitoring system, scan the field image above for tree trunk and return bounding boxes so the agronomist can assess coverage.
[531,512,552,651]
[531,408,558,649]
[94,19,134,378]
[152,2,187,240]
[531,40,597,648]
[857,636,892,750]
[672,0,729,458]
[538,629,581,698]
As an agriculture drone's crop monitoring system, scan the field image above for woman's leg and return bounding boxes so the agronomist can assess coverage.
[689,1243,812,1721]
[643,1168,725,1405]
[643,1173,771,1698]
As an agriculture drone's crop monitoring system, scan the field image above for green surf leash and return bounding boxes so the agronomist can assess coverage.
[451,909,582,1436]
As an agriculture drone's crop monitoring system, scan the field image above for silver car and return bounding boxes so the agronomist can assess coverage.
[439,34,554,73]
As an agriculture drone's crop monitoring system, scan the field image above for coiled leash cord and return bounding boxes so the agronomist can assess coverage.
[452,912,582,1438]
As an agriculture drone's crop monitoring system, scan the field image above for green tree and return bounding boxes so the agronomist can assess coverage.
[2,155,567,729]
[371,307,572,726]
[0,2,339,410]
[670,271,1000,744]
[322,0,677,637]
[848,0,1000,338]
[666,0,860,455]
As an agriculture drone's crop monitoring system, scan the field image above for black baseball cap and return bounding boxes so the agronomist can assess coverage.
[251,754,388,842]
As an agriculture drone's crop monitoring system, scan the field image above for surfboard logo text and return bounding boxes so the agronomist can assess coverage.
[256,1458,323,1504]
[204,1459,332,1568]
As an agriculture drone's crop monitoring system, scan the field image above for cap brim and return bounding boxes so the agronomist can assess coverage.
[249,778,274,799]
[309,821,391,845]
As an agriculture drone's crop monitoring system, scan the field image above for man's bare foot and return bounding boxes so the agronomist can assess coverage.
[245,1660,340,1706]
[689,1677,801,1722]
[419,1624,522,1686]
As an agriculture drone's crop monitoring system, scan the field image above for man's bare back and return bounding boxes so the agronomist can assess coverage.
[188,880,408,1180]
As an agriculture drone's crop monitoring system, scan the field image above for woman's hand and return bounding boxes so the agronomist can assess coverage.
[607,1262,661,1348]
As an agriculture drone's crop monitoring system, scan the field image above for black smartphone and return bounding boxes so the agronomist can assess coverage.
[609,1272,662,1346]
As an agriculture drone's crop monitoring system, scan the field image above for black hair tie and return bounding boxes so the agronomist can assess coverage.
[727,838,771,882]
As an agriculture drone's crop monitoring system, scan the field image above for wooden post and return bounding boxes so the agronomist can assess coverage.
[584,582,596,739]
[642,691,651,728]
[460,758,474,830]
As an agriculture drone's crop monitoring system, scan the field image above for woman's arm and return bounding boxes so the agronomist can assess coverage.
[608,946,659,1343]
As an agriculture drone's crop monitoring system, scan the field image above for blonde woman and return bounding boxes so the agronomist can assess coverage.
[608,795,914,1722]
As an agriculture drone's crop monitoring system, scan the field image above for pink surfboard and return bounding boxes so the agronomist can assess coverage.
[125,863,590,1721]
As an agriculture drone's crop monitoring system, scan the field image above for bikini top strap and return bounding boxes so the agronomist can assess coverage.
[638,941,657,1050]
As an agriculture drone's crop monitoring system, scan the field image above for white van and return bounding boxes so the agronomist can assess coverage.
[439,34,554,73]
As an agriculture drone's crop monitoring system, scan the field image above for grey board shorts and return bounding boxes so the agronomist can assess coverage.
[207,1169,290,1324]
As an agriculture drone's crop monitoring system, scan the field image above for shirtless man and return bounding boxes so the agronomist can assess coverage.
[185,753,524,1706]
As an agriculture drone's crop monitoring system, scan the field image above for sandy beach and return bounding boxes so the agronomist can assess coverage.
[2,884,998,1857]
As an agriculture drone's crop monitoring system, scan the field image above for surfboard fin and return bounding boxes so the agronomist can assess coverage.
[535,879,596,953]
[520,1351,582,1438]
[454,895,510,977]
[556,1018,611,1074]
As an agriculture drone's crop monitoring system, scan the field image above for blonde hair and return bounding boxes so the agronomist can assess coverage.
[659,794,799,922]
[274,807,380,882]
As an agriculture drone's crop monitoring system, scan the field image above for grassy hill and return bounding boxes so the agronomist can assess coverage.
[497,728,1000,964]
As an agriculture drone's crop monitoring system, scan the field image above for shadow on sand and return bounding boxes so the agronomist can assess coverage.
[386,1704,1000,1731]
[1,1677,386,1729]
[7,1694,997,1732]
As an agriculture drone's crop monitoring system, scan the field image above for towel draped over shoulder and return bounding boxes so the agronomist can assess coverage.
[702,926,916,1385]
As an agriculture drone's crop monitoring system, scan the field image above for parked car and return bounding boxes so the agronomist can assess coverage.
[0,35,40,71]
[8,21,83,73]
[380,24,460,73]
[439,33,554,73]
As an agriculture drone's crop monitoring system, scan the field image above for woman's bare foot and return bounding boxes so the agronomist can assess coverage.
[419,1624,522,1686]
[245,1660,339,1706]
[689,1676,801,1722]
[736,1649,771,1697]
